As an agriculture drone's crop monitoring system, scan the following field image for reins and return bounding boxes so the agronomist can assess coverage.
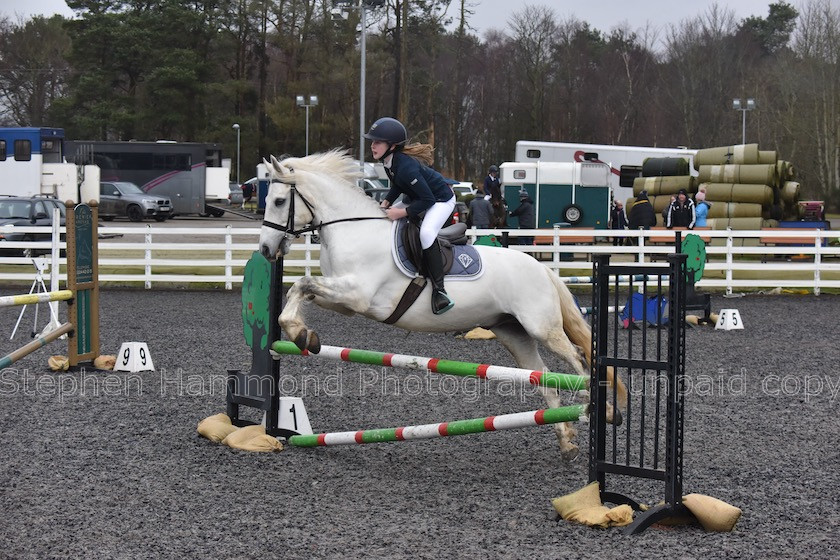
[261,184,387,238]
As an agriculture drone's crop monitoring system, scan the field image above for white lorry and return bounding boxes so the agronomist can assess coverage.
[514,140,698,204]
[0,127,99,203]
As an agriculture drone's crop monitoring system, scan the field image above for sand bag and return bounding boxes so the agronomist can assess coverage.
[693,144,759,168]
[234,434,284,452]
[198,413,238,443]
[94,355,116,370]
[221,425,283,452]
[551,482,634,528]
[48,355,69,371]
[681,494,742,532]
[221,424,266,447]
[463,327,496,340]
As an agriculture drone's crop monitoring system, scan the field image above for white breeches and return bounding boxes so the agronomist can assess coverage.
[395,196,456,249]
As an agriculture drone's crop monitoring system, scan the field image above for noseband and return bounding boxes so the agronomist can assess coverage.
[262,183,386,238]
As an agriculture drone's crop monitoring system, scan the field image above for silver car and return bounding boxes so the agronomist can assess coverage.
[99,181,173,222]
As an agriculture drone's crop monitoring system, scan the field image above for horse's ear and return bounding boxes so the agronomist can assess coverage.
[269,155,283,172]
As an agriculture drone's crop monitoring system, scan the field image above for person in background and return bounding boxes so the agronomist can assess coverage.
[364,117,455,315]
[483,165,501,201]
[628,190,657,244]
[662,195,675,225]
[694,190,711,227]
[241,180,254,210]
[666,188,696,229]
[468,191,493,229]
[610,200,628,246]
[509,189,535,245]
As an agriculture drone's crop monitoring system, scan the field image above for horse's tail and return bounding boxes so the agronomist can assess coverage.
[549,270,628,408]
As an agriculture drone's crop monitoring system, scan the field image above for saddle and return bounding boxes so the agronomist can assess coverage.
[385,219,479,324]
[401,219,468,275]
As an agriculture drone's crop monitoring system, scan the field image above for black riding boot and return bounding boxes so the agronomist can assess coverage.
[422,240,454,315]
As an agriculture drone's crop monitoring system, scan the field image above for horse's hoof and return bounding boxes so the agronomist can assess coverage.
[307,331,321,354]
[561,445,580,462]
[293,331,308,351]
[611,408,623,427]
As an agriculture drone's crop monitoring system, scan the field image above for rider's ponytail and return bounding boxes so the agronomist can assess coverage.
[402,143,434,166]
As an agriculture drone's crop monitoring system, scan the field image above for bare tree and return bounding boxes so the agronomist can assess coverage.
[0,15,70,126]
[790,0,840,206]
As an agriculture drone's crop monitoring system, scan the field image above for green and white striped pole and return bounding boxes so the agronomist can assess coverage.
[288,404,587,447]
[271,340,588,392]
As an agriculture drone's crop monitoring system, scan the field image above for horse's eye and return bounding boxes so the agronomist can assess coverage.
[274,198,285,207]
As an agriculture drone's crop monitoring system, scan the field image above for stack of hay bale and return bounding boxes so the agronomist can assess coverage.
[628,157,696,227]
[628,143,801,229]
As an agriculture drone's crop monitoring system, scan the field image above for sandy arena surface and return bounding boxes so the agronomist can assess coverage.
[1,289,838,559]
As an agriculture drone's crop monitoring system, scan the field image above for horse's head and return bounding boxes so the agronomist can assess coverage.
[259,155,316,259]
[258,150,378,259]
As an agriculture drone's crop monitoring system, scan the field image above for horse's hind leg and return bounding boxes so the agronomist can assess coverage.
[490,321,580,461]
[535,324,623,426]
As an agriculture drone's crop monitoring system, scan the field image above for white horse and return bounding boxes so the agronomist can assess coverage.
[258,150,626,459]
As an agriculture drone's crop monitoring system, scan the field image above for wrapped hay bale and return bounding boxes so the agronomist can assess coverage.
[693,144,759,168]
[705,217,773,230]
[649,194,675,213]
[697,164,777,186]
[758,150,778,164]
[706,202,764,219]
[700,183,775,205]
[641,157,690,177]
[632,175,695,196]
[781,181,800,205]
[777,160,795,181]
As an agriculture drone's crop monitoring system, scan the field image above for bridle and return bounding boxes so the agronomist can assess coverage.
[261,183,387,239]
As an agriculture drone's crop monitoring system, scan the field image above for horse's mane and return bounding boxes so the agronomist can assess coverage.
[267,149,383,213]
[270,150,362,185]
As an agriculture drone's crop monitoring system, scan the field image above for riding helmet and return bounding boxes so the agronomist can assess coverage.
[489,165,499,173]
[364,117,408,146]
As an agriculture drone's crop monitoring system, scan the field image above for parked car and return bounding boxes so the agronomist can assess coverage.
[228,182,244,206]
[359,178,385,193]
[99,181,173,222]
[0,195,66,256]
[365,187,391,203]
[452,182,476,199]
[451,200,469,225]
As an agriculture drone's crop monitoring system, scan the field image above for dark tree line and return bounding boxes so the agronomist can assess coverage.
[0,0,838,208]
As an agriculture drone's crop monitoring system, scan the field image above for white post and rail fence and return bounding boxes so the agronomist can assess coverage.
[1,224,838,295]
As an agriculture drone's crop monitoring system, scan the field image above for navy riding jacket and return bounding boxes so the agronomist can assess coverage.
[384,152,454,219]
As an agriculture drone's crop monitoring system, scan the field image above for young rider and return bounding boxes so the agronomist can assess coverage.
[364,117,455,315]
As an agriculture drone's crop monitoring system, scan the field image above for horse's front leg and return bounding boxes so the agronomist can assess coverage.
[279,275,368,353]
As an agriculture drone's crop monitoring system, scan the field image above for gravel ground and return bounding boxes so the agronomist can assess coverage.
[1,288,838,559]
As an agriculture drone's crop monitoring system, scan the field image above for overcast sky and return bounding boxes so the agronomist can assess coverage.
[5,0,779,36]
